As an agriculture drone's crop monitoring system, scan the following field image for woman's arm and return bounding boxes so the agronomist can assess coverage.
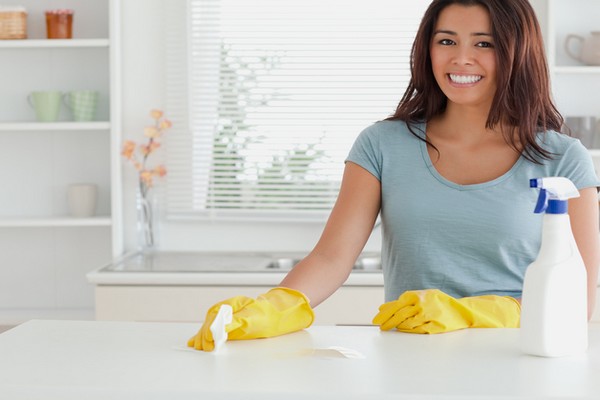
[569,187,600,320]
[279,161,381,307]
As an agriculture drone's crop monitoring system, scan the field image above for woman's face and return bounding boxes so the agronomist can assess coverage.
[429,4,497,111]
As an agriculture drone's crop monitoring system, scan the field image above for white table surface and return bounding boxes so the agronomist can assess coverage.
[1,320,599,400]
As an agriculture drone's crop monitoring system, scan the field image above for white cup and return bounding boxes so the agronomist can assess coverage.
[67,183,97,217]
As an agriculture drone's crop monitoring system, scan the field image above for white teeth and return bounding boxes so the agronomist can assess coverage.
[449,74,482,84]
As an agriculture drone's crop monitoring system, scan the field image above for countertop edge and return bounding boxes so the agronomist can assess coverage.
[86,271,384,286]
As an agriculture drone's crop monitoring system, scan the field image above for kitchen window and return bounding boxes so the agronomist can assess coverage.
[165,0,430,221]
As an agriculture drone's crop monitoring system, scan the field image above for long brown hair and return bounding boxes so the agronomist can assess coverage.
[389,0,563,163]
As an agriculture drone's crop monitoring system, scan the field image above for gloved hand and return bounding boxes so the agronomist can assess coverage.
[372,289,520,334]
[187,287,314,351]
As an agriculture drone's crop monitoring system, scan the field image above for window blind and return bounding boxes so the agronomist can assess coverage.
[165,0,430,220]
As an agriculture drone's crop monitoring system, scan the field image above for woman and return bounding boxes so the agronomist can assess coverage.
[189,0,600,350]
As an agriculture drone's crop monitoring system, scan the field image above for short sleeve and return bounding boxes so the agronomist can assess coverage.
[345,125,383,181]
[557,140,600,190]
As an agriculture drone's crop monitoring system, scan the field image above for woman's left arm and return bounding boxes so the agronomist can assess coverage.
[569,187,600,320]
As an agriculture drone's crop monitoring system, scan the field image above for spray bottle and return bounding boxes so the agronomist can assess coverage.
[520,177,588,357]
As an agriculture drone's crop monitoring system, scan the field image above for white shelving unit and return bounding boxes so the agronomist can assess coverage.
[0,0,121,324]
[544,0,600,141]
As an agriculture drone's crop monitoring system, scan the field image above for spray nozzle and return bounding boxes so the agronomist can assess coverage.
[530,177,580,214]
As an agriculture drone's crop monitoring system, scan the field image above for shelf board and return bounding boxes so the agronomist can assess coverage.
[0,122,110,131]
[554,66,600,74]
[0,39,109,49]
[0,217,112,228]
[587,149,600,157]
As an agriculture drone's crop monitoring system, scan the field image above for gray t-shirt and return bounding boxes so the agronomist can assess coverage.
[346,120,599,301]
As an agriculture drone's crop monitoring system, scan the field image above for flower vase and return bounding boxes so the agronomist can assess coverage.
[137,188,158,251]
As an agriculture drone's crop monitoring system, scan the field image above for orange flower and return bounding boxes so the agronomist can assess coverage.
[160,119,172,130]
[150,109,163,120]
[153,165,167,177]
[149,142,161,152]
[144,126,160,138]
[121,140,136,159]
[122,109,171,195]
[139,142,161,156]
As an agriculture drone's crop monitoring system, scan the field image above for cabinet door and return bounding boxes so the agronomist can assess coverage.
[95,285,385,325]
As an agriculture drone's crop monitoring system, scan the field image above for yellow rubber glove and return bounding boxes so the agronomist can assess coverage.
[373,289,520,334]
[187,287,314,351]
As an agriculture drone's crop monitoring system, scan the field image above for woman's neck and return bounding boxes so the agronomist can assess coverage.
[429,102,503,144]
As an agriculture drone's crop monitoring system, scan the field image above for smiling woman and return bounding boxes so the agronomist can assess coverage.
[183,0,600,353]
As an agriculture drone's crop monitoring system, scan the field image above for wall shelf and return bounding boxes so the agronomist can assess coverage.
[0,217,112,228]
[0,122,110,131]
[0,39,109,49]
[588,149,600,157]
[0,0,120,326]
[554,66,600,74]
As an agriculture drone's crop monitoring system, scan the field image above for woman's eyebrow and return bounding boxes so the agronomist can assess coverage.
[433,29,457,35]
[433,29,492,37]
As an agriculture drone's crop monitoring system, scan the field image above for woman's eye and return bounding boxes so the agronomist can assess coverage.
[477,41,494,48]
[439,38,455,46]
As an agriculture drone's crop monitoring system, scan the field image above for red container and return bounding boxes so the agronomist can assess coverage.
[45,9,74,39]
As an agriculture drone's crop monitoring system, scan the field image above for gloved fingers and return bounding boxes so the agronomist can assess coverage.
[187,334,196,348]
[187,323,209,350]
[397,319,435,334]
[380,305,419,331]
[200,324,216,351]
[396,313,429,331]
[372,294,416,326]
[194,312,219,351]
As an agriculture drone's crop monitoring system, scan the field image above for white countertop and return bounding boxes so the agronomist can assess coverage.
[87,251,384,286]
[1,320,599,399]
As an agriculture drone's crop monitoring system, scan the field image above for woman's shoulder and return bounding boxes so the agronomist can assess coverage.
[538,129,584,152]
[359,119,424,140]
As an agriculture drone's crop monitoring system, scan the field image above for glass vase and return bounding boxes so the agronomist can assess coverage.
[137,188,158,252]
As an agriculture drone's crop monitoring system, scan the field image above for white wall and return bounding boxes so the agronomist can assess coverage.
[120,0,382,254]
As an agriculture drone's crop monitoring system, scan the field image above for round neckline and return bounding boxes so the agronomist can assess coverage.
[417,122,525,191]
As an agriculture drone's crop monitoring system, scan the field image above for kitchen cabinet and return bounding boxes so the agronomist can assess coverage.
[94,284,384,325]
[87,251,385,325]
[0,0,121,324]
[92,281,600,324]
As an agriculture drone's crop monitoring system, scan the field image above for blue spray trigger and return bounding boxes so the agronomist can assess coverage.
[534,188,548,214]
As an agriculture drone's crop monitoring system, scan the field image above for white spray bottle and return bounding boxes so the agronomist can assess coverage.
[520,177,588,357]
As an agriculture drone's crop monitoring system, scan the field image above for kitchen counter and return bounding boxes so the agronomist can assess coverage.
[86,251,384,286]
[1,320,600,399]
[86,251,385,324]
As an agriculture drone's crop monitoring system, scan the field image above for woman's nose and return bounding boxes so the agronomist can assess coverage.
[452,45,475,65]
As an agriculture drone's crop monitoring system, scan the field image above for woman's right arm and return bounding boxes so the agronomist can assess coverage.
[279,161,382,307]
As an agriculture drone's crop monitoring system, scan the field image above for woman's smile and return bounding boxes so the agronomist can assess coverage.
[448,73,483,85]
